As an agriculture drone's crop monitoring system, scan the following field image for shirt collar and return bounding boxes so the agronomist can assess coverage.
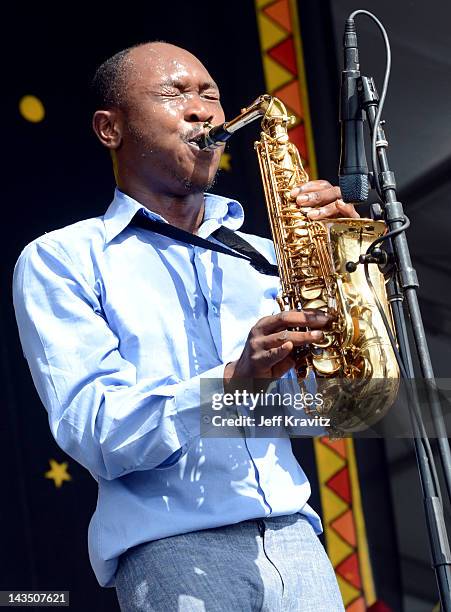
[103,188,244,244]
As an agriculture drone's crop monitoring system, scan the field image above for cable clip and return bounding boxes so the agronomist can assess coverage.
[345,247,388,273]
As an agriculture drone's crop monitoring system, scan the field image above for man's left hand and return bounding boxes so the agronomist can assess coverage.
[290,180,360,220]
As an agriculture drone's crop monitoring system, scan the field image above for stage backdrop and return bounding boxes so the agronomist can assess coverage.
[5,1,449,610]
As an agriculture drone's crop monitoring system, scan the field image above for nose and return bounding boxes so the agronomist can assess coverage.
[184,96,215,124]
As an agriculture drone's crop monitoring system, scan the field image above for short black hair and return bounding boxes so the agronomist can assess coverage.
[91,41,168,111]
[91,46,136,111]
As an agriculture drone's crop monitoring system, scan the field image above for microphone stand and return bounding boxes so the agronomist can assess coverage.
[358,74,451,611]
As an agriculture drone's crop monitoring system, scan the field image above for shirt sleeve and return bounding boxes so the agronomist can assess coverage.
[12,238,226,480]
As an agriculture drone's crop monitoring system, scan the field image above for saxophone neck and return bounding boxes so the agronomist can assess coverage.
[216,95,294,137]
[223,95,272,134]
[197,95,295,150]
[232,95,294,140]
[260,97,295,138]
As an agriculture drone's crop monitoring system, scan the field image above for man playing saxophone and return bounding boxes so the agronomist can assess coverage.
[13,42,358,611]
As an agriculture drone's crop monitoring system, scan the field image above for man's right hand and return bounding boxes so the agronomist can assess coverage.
[224,309,333,386]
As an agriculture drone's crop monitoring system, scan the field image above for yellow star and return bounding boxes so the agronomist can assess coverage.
[219,152,232,171]
[45,459,72,488]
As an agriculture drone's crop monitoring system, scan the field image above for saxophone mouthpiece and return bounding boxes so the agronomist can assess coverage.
[195,122,233,150]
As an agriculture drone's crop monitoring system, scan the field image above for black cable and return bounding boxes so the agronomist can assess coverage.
[362,218,410,376]
[349,9,391,201]
[347,217,411,377]
[363,257,443,502]
[347,215,443,501]
[347,11,444,501]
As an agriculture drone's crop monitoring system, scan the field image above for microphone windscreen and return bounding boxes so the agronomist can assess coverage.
[339,174,369,203]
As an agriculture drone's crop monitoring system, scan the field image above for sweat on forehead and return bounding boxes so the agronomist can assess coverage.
[91,41,213,111]
[125,42,213,85]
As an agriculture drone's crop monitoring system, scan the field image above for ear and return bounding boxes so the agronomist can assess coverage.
[92,109,123,149]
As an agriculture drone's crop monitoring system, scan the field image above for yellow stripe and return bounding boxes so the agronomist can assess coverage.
[288,0,318,179]
[314,436,347,483]
[337,576,361,607]
[255,0,273,8]
[257,11,289,51]
[327,528,354,567]
[261,55,294,92]
[346,438,376,605]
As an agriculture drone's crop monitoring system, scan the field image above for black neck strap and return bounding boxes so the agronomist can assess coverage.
[130,210,279,277]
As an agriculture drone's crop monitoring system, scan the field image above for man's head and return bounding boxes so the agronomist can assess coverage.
[92,42,225,197]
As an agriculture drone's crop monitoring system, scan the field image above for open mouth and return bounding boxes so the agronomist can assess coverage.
[186,138,201,150]
[184,131,209,151]
[185,139,214,155]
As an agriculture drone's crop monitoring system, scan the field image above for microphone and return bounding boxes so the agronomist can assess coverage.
[339,17,369,203]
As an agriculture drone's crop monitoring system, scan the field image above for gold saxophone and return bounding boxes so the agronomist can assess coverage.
[203,95,399,435]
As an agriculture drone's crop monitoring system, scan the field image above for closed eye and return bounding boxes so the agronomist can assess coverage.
[160,86,181,97]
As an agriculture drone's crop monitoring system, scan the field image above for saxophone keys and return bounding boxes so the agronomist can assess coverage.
[300,287,322,300]
[301,297,327,310]
[293,227,309,237]
[276,296,287,312]
[312,332,334,348]
[312,351,342,375]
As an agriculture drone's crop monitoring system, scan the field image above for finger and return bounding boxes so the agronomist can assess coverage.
[335,200,360,218]
[290,180,332,199]
[306,200,360,220]
[259,329,325,350]
[256,326,324,370]
[254,310,332,335]
[255,342,294,370]
[305,201,342,220]
[295,185,342,209]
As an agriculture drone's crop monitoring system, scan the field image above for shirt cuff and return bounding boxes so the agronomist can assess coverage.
[153,363,228,465]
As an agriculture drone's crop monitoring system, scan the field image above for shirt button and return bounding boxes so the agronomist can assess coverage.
[211,305,218,315]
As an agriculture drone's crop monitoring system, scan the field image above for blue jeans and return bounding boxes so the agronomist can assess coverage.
[115,513,344,611]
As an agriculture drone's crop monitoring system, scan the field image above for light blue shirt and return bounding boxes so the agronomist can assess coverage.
[13,188,321,587]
